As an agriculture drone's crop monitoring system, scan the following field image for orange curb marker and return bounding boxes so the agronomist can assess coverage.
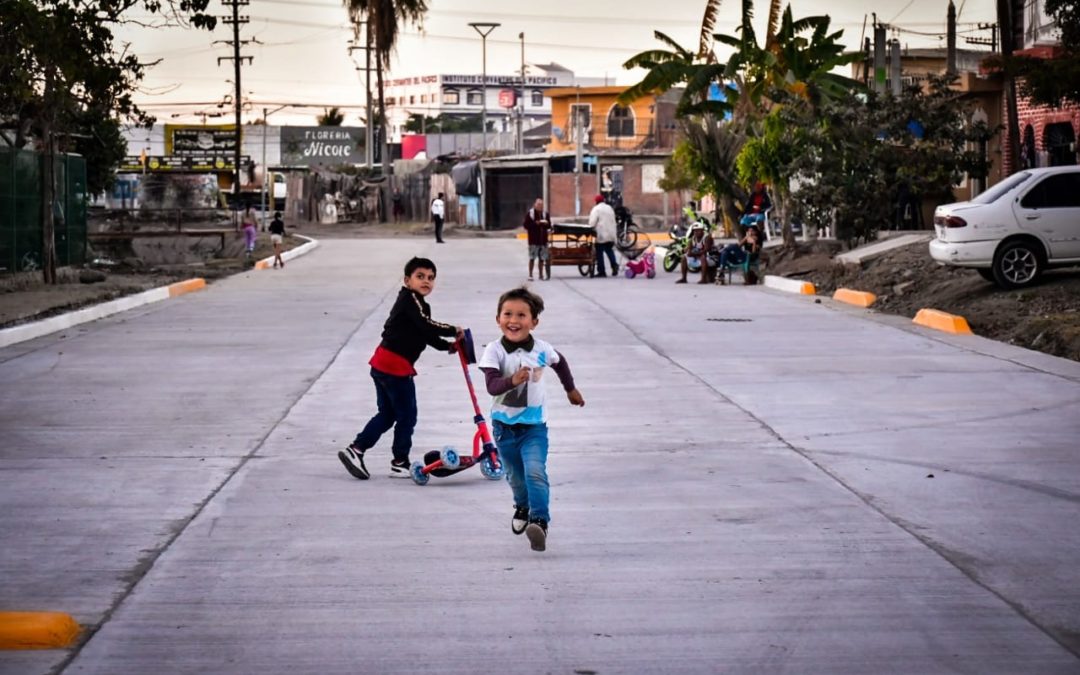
[913,308,973,334]
[800,282,817,295]
[167,278,206,297]
[254,259,271,270]
[0,612,80,649]
[833,288,876,307]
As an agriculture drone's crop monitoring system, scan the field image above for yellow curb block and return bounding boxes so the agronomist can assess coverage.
[833,288,877,307]
[800,282,816,295]
[167,278,206,297]
[913,308,973,334]
[254,259,270,270]
[0,612,80,649]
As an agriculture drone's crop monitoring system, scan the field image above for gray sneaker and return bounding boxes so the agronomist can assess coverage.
[525,518,547,552]
[511,506,529,535]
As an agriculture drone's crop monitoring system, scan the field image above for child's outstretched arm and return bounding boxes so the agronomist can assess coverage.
[553,352,584,407]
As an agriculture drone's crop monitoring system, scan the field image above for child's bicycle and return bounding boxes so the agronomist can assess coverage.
[623,249,656,278]
[410,329,504,485]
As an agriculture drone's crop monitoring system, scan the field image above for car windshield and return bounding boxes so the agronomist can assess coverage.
[970,171,1031,205]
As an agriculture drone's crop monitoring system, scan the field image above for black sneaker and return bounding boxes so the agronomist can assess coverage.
[338,444,369,480]
[389,458,411,478]
[511,506,530,535]
[525,518,548,552]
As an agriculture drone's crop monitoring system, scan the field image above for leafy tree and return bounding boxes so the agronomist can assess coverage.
[317,106,346,126]
[344,0,429,219]
[0,0,214,283]
[1008,0,1080,107]
[778,76,992,246]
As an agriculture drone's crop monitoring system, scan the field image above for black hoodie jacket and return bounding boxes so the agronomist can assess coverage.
[379,287,457,364]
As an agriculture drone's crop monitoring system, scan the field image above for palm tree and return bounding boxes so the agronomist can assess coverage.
[344,0,428,218]
[317,106,346,126]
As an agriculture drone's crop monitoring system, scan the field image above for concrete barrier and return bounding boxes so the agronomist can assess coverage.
[0,278,207,349]
[763,275,816,295]
[833,288,877,307]
[913,308,973,334]
[255,235,318,270]
[0,611,80,649]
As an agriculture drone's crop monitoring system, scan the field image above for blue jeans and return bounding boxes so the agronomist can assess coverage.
[353,368,417,463]
[493,421,550,522]
[595,241,617,276]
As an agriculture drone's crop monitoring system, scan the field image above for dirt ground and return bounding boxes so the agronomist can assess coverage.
[767,240,1080,362]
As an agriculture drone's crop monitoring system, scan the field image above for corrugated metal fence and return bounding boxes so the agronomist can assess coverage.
[0,148,87,272]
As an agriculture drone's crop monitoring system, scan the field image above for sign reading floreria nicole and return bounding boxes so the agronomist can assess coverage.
[280,126,366,167]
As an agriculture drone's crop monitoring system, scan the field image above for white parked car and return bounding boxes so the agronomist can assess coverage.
[929,166,1080,288]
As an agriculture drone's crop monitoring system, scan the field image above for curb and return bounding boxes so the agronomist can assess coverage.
[254,235,319,270]
[0,611,80,650]
[833,288,877,308]
[763,275,816,295]
[0,277,207,349]
[913,308,973,334]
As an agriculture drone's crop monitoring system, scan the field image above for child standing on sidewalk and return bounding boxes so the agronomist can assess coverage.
[479,287,584,552]
[338,257,462,480]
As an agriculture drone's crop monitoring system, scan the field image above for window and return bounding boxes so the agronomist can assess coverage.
[387,97,396,106]
[421,94,427,104]
[1020,172,1080,209]
[972,171,1031,205]
[467,89,483,105]
[442,89,459,105]
[531,90,544,107]
[607,105,635,138]
[409,95,415,105]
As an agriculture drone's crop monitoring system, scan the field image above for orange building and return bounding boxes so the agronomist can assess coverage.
[545,86,679,152]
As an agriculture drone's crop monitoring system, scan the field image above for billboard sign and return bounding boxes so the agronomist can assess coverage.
[280,126,366,166]
[498,89,517,108]
[166,124,238,156]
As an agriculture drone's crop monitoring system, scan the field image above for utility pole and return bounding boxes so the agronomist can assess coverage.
[517,32,525,155]
[348,21,374,169]
[218,0,253,228]
[574,86,583,217]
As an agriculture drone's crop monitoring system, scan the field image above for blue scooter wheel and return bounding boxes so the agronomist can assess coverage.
[440,446,460,470]
[410,460,430,485]
[480,457,504,480]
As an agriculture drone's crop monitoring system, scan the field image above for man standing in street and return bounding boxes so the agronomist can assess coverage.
[431,192,446,243]
[588,194,618,277]
[523,197,552,281]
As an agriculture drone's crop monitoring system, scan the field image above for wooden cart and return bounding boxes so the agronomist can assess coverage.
[549,223,595,277]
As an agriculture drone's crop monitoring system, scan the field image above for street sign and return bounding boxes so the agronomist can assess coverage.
[118,155,248,173]
[498,89,517,109]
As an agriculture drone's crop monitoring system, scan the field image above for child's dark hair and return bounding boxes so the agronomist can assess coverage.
[404,257,436,277]
[497,286,544,319]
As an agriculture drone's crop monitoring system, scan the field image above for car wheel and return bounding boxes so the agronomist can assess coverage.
[976,268,995,282]
[991,239,1043,289]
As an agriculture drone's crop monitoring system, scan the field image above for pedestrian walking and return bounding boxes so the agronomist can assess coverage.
[479,286,584,552]
[431,192,446,243]
[337,257,463,480]
[269,211,286,269]
[523,198,552,281]
[588,194,618,277]
[241,205,257,254]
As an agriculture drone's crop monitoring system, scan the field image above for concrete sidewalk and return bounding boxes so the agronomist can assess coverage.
[1,239,1078,674]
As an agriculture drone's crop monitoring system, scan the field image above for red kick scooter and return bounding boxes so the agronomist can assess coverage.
[410,329,504,485]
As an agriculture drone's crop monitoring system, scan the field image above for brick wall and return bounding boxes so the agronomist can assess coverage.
[1004,90,1080,174]
[548,173,599,218]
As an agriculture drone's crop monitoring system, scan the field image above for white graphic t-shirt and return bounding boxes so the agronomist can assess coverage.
[479,337,561,425]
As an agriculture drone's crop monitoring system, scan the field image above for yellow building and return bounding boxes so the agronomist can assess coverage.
[545,86,679,152]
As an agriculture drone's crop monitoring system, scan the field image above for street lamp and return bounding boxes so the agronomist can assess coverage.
[467,22,499,157]
[517,32,525,155]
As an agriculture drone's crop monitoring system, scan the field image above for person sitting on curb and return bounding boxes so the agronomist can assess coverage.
[676,223,714,285]
[716,224,762,285]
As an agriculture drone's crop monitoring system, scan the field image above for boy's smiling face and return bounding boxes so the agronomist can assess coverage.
[497,298,538,342]
[404,267,436,296]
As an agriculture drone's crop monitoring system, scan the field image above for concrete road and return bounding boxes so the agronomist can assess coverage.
[2,239,1079,674]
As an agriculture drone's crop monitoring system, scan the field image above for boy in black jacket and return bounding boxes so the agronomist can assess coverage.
[339,257,463,479]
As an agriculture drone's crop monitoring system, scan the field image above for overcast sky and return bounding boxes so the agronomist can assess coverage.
[114,0,998,127]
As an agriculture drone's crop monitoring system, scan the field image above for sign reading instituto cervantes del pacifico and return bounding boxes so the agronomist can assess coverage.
[281,127,365,167]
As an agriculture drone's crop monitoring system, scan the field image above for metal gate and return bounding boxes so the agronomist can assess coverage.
[485,168,543,230]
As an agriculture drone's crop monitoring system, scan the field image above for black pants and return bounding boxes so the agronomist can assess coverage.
[595,242,617,276]
[433,216,444,242]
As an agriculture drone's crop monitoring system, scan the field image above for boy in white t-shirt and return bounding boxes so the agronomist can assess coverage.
[479,287,585,552]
